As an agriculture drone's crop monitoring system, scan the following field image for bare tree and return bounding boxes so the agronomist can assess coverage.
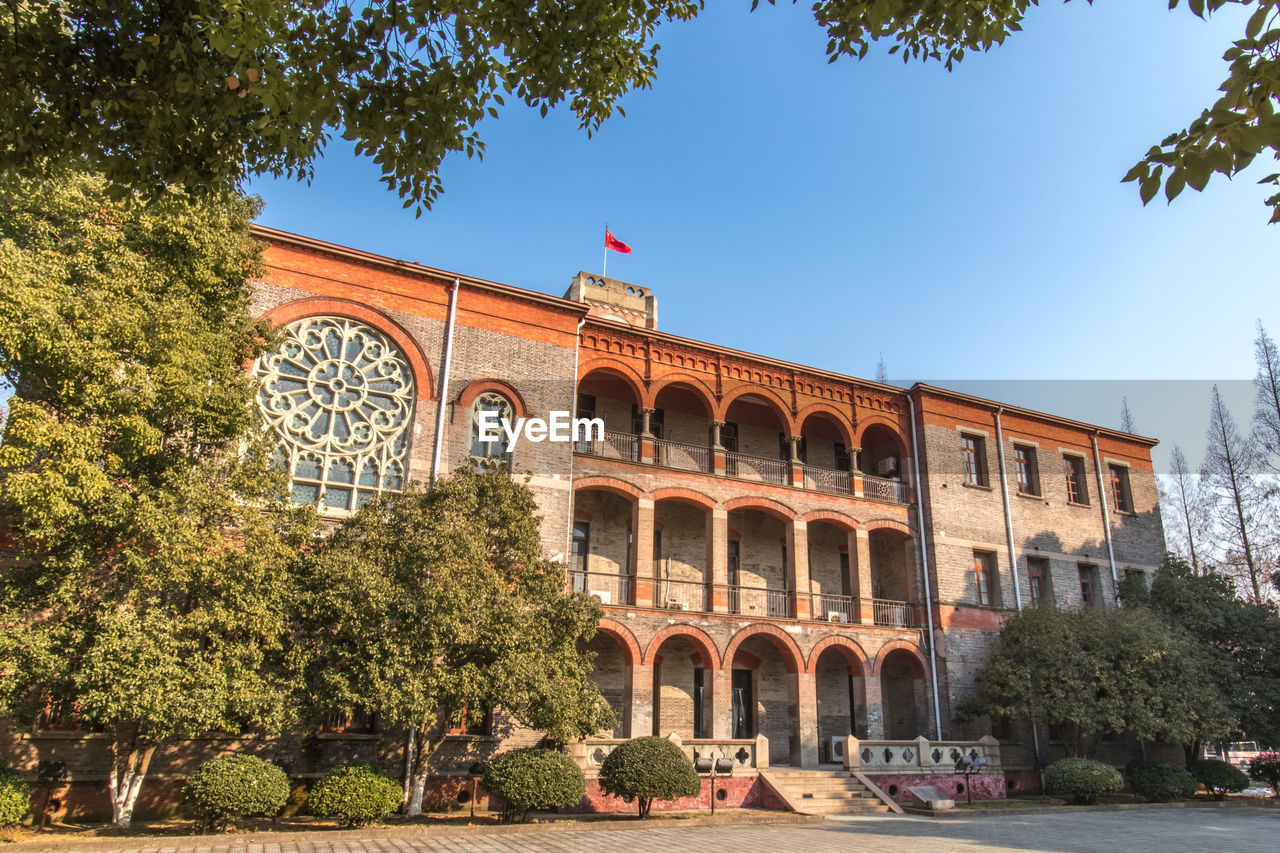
[1254,321,1280,476]
[1159,445,1207,574]
[1120,397,1135,434]
[875,354,888,384]
[1200,385,1268,602]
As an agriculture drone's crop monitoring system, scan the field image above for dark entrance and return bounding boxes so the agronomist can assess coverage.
[731,669,753,738]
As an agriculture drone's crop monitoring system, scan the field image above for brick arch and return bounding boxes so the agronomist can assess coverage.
[871,641,928,679]
[646,375,717,418]
[594,618,642,667]
[717,385,798,435]
[643,624,721,670]
[854,415,908,455]
[650,487,717,512]
[578,358,646,405]
[806,635,870,676]
[864,518,911,536]
[724,625,803,675]
[802,510,858,531]
[259,297,434,400]
[724,495,795,521]
[796,402,855,446]
[457,378,528,419]
[573,476,643,502]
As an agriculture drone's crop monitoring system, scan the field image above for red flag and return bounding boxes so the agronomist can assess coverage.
[605,229,632,254]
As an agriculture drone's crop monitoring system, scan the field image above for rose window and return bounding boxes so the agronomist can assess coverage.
[254,316,415,512]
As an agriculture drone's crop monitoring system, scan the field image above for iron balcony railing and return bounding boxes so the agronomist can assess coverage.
[862,473,910,503]
[802,463,852,494]
[811,592,855,623]
[569,571,636,606]
[872,598,919,628]
[575,430,639,462]
[724,451,789,485]
[655,576,710,612]
[727,584,792,618]
[653,436,711,473]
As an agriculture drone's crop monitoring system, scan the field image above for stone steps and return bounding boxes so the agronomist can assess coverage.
[764,769,894,816]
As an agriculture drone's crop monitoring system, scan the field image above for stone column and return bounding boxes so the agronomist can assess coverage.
[788,518,811,620]
[796,670,820,768]
[864,674,885,739]
[711,420,726,475]
[711,666,734,739]
[629,663,655,738]
[634,498,655,608]
[640,407,655,463]
[707,508,729,613]
[853,528,874,624]
[851,447,864,497]
[789,435,804,488]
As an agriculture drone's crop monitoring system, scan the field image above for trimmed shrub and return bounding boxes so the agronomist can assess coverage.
[598,736,700,818]
[183,755,290,832]
[1128,762,1197,802]
[1192,759,1249,799]
[0,762,30,828]
[1247,752,1280,797]
[1043,758,1123,805]
[307,764,402,826]
[483,748,585,822]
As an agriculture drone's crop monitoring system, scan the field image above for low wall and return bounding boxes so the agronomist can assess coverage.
[564,775,783,814]
[862,771,1007,804]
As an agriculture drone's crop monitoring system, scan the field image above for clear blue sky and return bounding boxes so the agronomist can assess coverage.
[247,2,1279,470]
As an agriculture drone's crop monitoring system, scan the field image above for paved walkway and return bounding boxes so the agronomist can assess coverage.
[11,808,1278,853]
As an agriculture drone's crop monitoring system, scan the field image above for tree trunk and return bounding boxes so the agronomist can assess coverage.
[404,725,447,817]
[107,732,157,828]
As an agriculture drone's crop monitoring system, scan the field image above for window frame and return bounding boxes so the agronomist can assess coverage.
[470,391,515,468]
[1014,444,1040,496]
[973,550,999,607]
[1109,464,1134,513]
[961,434,989,487]
[1078,563,1100,608]
[1063,454,1090,505]
[1027,556,1051,607]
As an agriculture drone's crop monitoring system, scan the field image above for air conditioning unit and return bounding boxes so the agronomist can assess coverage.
[830,736,846,763]
[827,610,848,623]
[877,456,899,476]
[667,601,689,611]
[589,590,612,605]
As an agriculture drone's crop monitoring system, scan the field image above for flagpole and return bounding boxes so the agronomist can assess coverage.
[602,223,607,279]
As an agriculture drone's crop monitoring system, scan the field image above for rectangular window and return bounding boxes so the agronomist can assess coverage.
[974,551,998,606]
[576,393,596,422]
[653,529,662,569]
[1014,445,1040,496]
[1027,557,1050,606]
[693,667,705,739]
[1078,564,1099,607]
[1110,464,1134,513]
[839,551,852,598]
[962,434,988,486]
[1064,455,1089,505]
[721,421,739,453]
[571,521,589,592]
[728,539,742,614]
[834,442,851,470]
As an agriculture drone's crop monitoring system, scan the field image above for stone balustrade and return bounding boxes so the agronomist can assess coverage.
[841,735,1000,773]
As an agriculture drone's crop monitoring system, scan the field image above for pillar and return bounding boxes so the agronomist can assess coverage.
[851,446,864,497]
[711,420,726,475]
[634,498,655,608]
[853,528,874,624]
[864,675,885,739]
[789,519,811,619]
[711,667,734,739]
[629,663,654,738]
[788,434,804,488]
[640,407,655,463]
[796,671,820,768]
[707,508,729,612]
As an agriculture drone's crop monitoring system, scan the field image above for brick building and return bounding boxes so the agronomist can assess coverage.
[3,226,1166,815]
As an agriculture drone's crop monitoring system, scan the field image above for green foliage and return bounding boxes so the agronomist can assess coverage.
[306,764,402,827]
[1128,762,1198,802]
[483,748,585,822]
[5,3,1275,220]
[1133,556,1280,748]
[1043,758,1123,805]
[183,755,290,832]
[964,602,1232,756]
[0,170,316,826]
[1248,752,1280,796]
[1192,758,1250,798]
[0,762,30,828]
[295,468,613,814]
[598,737,700,818]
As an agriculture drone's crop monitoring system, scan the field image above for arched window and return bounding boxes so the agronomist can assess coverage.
[470,391,514,467]
[254,316,415,512]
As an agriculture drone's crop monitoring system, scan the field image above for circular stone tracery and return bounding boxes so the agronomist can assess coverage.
[255,316,415,512]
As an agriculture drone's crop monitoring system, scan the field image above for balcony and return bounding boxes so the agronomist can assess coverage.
[653,436,711,473]
[871,598,920,628]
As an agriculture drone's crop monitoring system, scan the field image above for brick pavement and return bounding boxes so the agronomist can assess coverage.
[8,808,1278,853]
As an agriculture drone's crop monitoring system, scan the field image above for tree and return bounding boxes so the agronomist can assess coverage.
[1254,321,1280,474]
[294,467,614,816]
[0,171,315,826]
[1120,397,1135,434]
[1129,556,1280,749]
[4,2,1277,219]
[1160,445,1209,574]
[965,605,1231,758]
[1201,384,1271,602]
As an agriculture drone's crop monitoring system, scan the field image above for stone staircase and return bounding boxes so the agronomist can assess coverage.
[763,768,896,815]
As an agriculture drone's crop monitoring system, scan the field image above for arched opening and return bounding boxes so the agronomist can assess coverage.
[808,521,855,623]
[723,394,790,485]
[576,367,642,461]
[880,648,926,740]
[652,636,711,740]
[583,632,631,737]
[726,508,790,617]
[652,382,715,472]
[653,498,709,612]
[858,423,905,480]
[869,528,916,626]
[730,634,800,766]
[799,412,854,494]
[815,646,867,761]
[572,487,636,605]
